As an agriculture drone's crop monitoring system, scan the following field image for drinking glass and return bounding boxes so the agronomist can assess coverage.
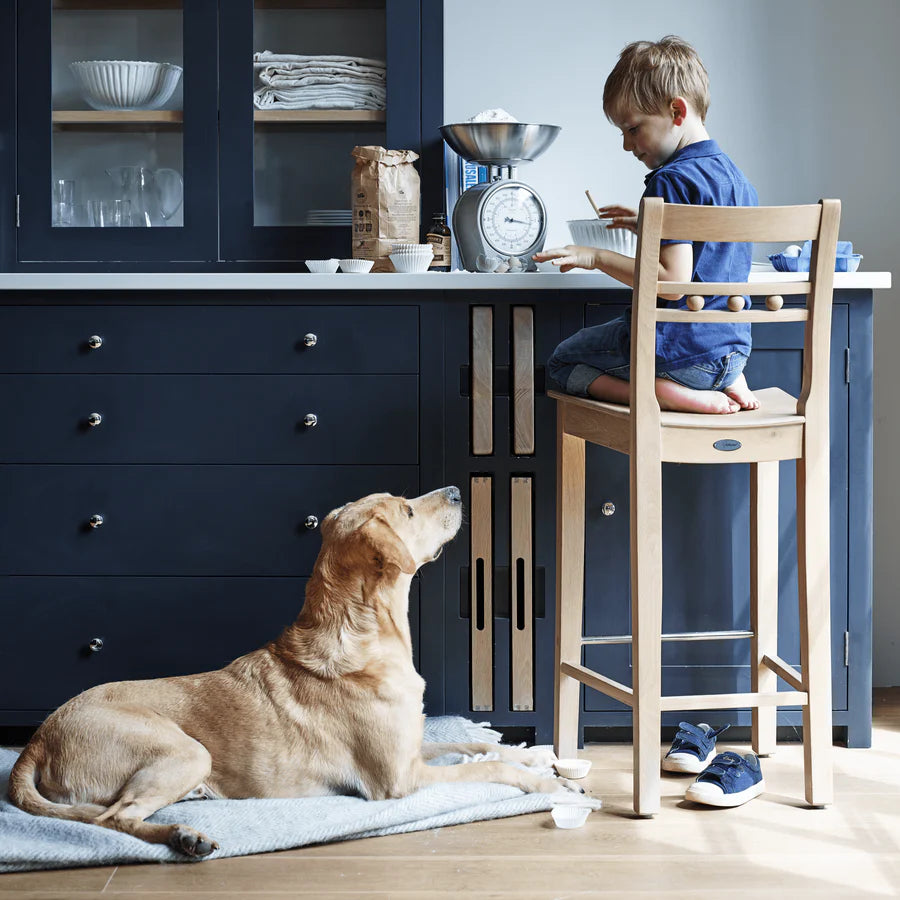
[52,179,76,226]
[87,199,112,228]
[113,199,133,227]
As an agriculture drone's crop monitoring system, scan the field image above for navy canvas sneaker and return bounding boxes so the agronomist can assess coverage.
[684,751,765,807]
[662,722,730,774]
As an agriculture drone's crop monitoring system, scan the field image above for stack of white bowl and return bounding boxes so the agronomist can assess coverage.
[567,219,637,257]
[389,243,434,273]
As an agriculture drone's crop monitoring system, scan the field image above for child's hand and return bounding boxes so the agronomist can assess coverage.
[532,245,598,272]
[597,205,638,233]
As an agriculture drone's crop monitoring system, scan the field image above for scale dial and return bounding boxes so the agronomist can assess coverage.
[479,183,546,257]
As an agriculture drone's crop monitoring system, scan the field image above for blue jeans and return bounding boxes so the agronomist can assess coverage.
[548,316,749,398]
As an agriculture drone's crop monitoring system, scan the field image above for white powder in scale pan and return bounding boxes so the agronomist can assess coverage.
[466,108,519,123]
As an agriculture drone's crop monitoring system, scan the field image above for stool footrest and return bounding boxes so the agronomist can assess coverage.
[659,690,808,711]
[761,653,805,691]
[582,629,754,645]
[560,661,634,708]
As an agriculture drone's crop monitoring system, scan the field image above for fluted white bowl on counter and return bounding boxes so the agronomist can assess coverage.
[69,60,183,111]
[305,258,339,274]
[567,218,637,257]
[389,244,433,273]
[338,258,374,274]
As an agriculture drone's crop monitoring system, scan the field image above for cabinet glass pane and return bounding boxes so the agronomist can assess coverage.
[51,2,185,229]
[252,1,386,227]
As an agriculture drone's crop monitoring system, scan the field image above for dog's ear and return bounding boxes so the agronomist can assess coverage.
[360,516,417,576]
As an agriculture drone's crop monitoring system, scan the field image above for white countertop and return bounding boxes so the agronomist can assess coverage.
[0,270,891,291]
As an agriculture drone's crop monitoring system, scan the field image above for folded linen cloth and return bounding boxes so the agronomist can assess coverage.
[0,716,592,873]
[254,83,386,111]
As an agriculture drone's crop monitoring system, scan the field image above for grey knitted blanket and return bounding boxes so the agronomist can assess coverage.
[0,717,573,873]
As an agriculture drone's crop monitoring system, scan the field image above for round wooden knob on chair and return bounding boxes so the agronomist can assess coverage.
[727,295,746,312]
[766,295,784,311]
[686,295,705,311]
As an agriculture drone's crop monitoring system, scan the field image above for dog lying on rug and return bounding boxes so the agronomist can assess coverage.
[9,487,579,857]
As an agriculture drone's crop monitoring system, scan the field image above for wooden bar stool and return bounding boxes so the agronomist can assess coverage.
[552,196,841,815]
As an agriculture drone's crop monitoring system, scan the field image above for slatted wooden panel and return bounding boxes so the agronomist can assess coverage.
[510,476,533,710]
[470,475,493,711]
[471,307,493,456]
[511,307,535,455]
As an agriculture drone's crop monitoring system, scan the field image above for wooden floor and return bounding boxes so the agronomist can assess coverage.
[4,689,900,898]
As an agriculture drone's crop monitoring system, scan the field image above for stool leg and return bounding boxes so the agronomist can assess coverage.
[751,461,779,756]
[554,414,585,760]
[631,444,663,816]
[797,449,833,806]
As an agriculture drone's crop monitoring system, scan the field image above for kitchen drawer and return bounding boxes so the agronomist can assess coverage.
[0,465,419,576]
[0,374,418,464]
[0,576,309,710]
[0,306,418,374]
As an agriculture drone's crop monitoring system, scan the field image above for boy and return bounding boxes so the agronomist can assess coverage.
[536,36,759,415]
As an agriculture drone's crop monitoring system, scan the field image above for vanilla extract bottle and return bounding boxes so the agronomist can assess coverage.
[425,213,451,271]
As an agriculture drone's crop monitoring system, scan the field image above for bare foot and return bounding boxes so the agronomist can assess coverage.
[654,378,739,414]
[723,373,760,410]
[587,373,741,414]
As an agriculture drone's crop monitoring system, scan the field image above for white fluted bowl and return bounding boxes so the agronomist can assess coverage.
[567,219,637,257]
[69,60,182,111]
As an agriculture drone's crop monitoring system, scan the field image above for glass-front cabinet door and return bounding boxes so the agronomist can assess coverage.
[16,0,218,263]
[219,0,421,261]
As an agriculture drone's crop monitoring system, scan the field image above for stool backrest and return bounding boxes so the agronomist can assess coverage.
[631,197,841,434]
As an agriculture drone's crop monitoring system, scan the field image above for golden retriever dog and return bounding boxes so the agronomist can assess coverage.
[9,487,578,857]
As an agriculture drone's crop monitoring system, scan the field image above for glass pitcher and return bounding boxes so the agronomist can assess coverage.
[105,166,184,227]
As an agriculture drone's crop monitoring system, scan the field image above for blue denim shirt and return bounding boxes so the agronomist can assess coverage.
[629,139,758,372]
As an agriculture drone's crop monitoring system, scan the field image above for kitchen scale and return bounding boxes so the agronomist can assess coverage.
[440,122,561,272]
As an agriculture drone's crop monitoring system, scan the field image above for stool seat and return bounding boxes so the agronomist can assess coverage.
[548,387,804,464]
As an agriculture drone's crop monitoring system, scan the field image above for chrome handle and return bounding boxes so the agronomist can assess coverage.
[303,413,318,428]
[88,637,104,652]
[304,515,319,530]
[601,501,616,517]
[303,333,318,347]
[87,335,103,350]
[87,412,103,427]
[88,514,104,528]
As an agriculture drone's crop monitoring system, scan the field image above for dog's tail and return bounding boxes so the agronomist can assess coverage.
[8,744,107,822]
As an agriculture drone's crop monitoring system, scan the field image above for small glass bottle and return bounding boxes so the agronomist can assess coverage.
[425,212,451,271]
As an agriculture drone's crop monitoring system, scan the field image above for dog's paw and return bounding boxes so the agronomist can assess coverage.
[500,746,558,769]
[553,775,586,794]
[169,825,219,858]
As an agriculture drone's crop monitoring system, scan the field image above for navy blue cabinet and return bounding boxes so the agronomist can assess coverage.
[11,1,434,268]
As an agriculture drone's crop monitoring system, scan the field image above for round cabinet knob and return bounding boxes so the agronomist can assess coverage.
[303,333,318,348]
[686,295,705,311]
[87,335,103,350]
[766,294,784,311]
[601,501,616,517]
[304,515,319,530]
[303,413,318,428]
[88,514,104,528]
[727,295,746,312]
[87,412,103,427]
[88,637,104,652]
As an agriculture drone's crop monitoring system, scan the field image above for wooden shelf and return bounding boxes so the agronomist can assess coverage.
[253,109,385,124]
[53,0,182,8]
[52,110,183,127]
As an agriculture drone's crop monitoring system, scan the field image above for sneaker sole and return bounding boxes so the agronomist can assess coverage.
[661,748,715,774]
[684,777,766,807]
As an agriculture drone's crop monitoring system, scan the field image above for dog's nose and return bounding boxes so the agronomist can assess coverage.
[445,486,461,504]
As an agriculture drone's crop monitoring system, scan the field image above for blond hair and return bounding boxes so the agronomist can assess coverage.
[603,35,710,123]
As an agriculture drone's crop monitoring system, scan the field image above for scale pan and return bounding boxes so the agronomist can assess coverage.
[439,122,561,166]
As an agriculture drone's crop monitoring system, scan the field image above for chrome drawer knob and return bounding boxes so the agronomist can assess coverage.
[601,501,616,517]
[88,514,104,528]
[87,412,103,427]
[303,333,318,347]
[87,335,103,350]
[88,637,104,652]
[303,413,318,428]
[304,515,319,530]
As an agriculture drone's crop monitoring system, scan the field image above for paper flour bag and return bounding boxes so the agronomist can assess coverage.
[351,146,420,271]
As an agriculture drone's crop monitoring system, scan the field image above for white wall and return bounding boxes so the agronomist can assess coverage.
[445,0,900,685]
